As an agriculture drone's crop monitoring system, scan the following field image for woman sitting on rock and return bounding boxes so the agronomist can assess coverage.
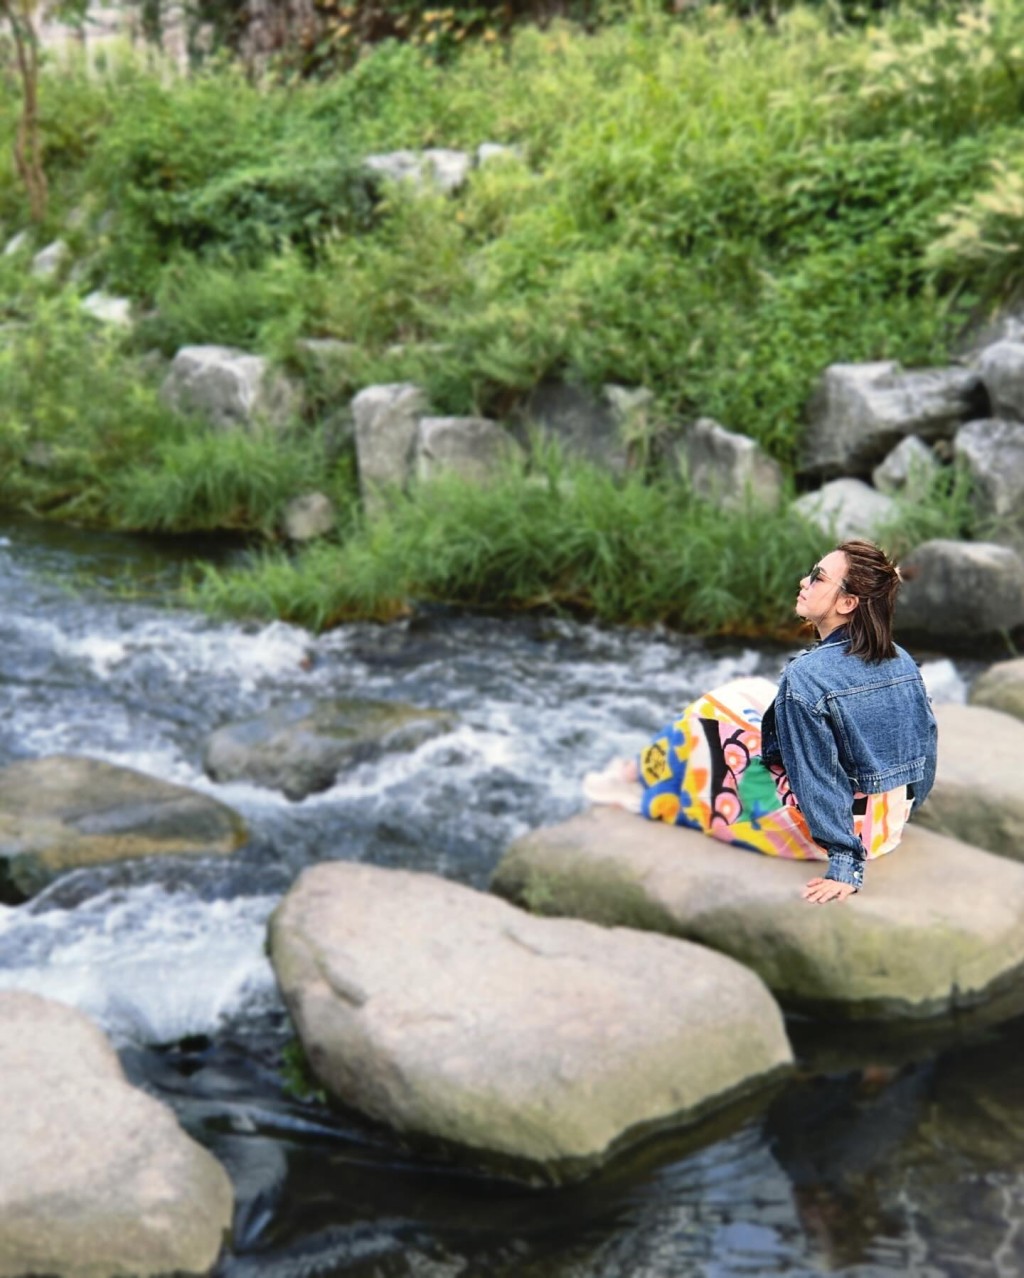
[584,539,938,905]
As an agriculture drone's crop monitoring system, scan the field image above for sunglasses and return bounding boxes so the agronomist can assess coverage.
[807,564,849,591]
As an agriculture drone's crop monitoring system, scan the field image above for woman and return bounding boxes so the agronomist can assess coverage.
[585,540,938,905]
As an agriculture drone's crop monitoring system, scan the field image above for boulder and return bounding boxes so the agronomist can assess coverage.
[677,417,784,511]
[364,148,471,195]
[801,362,985,479]
[491,808,1024,1020]
[282,491,336,542]
[415,416,523,484]
[269,862,792,1180]
[976,339,1024,421]
[517,381,654,475]
[31,239,71,280]
[203,698,455,800]
[0,755,247,902]
[477,142,523,165]
[914,702,1024,862]
[969,657,1024,722]
[872,434,941,498]
[2,229,30,257]
[161,344,300,431]
[953,418,1024,550]
[896,539,1024,640]
[0,991,232,1278]
[791,477,897,541]
[352,382,427,513]
[80,290,132,328]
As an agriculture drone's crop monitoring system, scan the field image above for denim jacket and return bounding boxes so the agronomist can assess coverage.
[760,627,938,890]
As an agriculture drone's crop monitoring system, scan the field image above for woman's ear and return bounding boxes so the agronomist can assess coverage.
[837,592,859,617]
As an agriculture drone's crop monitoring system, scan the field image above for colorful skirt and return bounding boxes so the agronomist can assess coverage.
[638,676,911,863]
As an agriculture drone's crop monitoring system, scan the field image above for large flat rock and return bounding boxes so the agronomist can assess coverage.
[0,991,233,1278]
[491,808,1024,1020]
[0,755,248,901]
[269,862,792,1181]
[916,703,1024,861]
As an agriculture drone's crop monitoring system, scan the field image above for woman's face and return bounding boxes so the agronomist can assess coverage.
[796,549,853,631]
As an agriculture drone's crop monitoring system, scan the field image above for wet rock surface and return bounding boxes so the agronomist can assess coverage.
[0,754,247,902]
[203,697,456,800]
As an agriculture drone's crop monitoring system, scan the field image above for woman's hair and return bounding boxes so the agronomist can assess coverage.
[836,539,901,662]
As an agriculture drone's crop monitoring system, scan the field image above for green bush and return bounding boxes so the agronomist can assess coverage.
[108,426,355,534]
[0,290,186,519]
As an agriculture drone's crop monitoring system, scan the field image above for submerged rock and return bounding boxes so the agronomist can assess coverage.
[0,991,233,1278]
[491,808,1024,1020]
[0,755,247,902]
[269,862,792,1181]
[203,698,455,800]
[916,702,1024,862]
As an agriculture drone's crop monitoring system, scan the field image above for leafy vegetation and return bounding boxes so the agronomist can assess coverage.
[0,0,1018,634]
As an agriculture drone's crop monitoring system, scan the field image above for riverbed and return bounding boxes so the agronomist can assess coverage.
[1,513,1021,1278]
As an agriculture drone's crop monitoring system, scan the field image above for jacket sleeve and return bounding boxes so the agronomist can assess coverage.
[772,689,866,890]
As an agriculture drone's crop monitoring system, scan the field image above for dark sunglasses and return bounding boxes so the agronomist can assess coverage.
[807,564,849,591]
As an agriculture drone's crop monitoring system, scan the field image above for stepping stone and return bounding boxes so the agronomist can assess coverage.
[491,808,1024,1021]
[0,991,232,1277]
[969,657,1024,723]
[917,703,1024,862]
[0,755,247,902]
[269,862,792,1182]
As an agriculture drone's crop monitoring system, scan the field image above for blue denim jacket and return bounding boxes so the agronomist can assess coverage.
[760,627,938,890]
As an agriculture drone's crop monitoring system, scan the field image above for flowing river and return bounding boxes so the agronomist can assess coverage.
[1,513,1022,1278]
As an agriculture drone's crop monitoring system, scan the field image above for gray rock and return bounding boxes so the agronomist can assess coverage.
[491,808,1024,1020]
[269,861,792,1179]
[801,362,985,479]
[969,658,1024,722]
[282,491,336,541]
[31,239,71,280]
[916,702,1024,863]
[791,477,897,541]
[364,148,471,194]
[0,755,247,902]
[896,539,1024,640]
[81,290,132,327]
[976,340,1024,421]
[2,230,30,257]
[203,698,455,800]
[416,416,523,484]
[872,435,940,498]
[954,418,1024,550]
[476,142,523,165]
[678,417,784,511]
[352,382,427,514]
[0,991,232,1278]
[518,381,653,475]
[294,337,358,372]
[161,344,300,431]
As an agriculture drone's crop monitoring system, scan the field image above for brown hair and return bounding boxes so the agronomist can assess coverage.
[835,539,901,663]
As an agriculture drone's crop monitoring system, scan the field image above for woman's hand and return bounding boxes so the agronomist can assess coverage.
[802,876,857,904]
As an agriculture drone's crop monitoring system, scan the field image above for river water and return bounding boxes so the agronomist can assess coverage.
[1,514,1022,1278]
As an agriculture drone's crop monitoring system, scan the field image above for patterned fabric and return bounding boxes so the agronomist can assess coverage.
[638,676,911,863]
